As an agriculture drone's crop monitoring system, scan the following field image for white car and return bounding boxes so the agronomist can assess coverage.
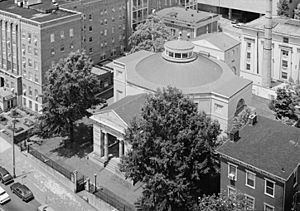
[0,186,10,204]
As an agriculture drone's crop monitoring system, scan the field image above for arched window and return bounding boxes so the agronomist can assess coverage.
[235,99,245,116]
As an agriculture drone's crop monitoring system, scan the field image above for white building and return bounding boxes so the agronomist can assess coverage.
[192,32,240,75]
[197,0,300,19]
[240,16,300,98]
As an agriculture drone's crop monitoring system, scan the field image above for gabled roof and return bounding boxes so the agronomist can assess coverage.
[192,32,240,52]
[100,94,147,125]
[217,116,300,180]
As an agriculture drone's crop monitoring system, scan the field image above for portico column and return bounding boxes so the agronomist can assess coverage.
[228,8,232,20]
[99,129,103,157]
[104,132,108,160]
[118,139,124,157]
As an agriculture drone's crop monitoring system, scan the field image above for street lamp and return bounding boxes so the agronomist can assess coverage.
[94,174,97,192]
[11,109,17,178]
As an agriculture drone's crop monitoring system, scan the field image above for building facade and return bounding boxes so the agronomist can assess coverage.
[240,16,300,98]
[192,32,240,75]
[155,7,219,39]
[61,0,127,64]
[197,0,300,20]
[217,115,300,211]
[126,0,197,33]
[0,0,81,112]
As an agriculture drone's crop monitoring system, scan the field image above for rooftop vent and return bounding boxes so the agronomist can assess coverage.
[248,113,257,125]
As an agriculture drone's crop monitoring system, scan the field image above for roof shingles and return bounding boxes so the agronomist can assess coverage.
[217,116,300,180]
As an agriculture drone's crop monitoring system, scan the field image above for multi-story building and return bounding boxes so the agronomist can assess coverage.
[217,115,300,211]
[61,0,127,64]
[240,16,300,97]
[126,0,197,33]
[197,0,300,21]
[192,32,240,76]
[155,7,220,39]
[0,0,81,112]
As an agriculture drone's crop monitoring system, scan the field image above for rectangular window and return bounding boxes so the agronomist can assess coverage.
[28,46,32,54]
[228,163,237,181]
[69,28,74,37]
[247,42,251,48]
[34,61,38,71]
[23,97,26,106]
[282,50,289,56]
[60,31,65,39]
[28,33,31,43]
[50,33,55,43]
[227,186,236,197]
[264,203,274,211]
[264,179,275,197]
[29,100,32,109]
[89,26,93,32]
[247,52,251,59]
[282,60,288,69]
[281,72,288,79]
[283,37,289,43]
[34,48,38,56]
[28,58,32,67]
[246,63,251,70]
[35,103,38,112]
[60,45,64,52]
[29,86,32,96]
[34,74,39,83]
[246,170,255,188]
[89,48,93,53]
[245,194,255,210]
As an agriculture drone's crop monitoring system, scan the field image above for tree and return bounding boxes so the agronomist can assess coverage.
[269,85,300,121]
[34,51,102,142]
[195,192,251,211]
[277,0,289,17]
[120,87,221,211]
[129,16,175,53]
[294,3,300,19]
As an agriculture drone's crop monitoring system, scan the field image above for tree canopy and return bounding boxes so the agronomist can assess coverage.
[277,0,289,17]
[269,85,300,122]
[34,51,102,141]
[120,87,221,211]
[129,16,175,53]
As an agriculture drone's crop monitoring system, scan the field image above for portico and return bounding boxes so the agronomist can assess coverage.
[89,94,147,168]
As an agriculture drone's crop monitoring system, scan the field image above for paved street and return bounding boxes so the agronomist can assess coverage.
[0,136,98,211]
[0,182,40,211]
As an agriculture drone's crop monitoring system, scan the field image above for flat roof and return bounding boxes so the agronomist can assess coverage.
[217,115,300,180]
[192,32,240,51]
[156,7,219,24]
[0,0,77,23]
[241,16,300,38]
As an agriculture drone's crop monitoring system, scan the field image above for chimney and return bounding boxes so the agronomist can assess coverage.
[248,113,257,125]
[262,0,273,88]
[229,129,239,142]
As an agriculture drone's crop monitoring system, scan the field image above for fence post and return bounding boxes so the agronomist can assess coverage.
[73,170,78,193]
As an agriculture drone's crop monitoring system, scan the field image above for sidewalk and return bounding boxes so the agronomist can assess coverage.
[0,136,110,211]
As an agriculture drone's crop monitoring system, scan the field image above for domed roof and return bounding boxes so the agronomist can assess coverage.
[135,53,222,88]
[164,39,194,51]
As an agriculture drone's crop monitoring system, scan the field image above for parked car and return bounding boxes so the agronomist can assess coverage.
[38,204,55,211]
[10,182,34,202]
[0,186,10,204]
[0,167,13,185]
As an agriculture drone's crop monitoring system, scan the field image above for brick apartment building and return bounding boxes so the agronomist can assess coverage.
[61,0,128,64]
[217,115,300,211]
[0,0,81,112]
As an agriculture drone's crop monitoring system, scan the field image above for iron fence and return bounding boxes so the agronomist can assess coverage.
[28,145,73,180]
